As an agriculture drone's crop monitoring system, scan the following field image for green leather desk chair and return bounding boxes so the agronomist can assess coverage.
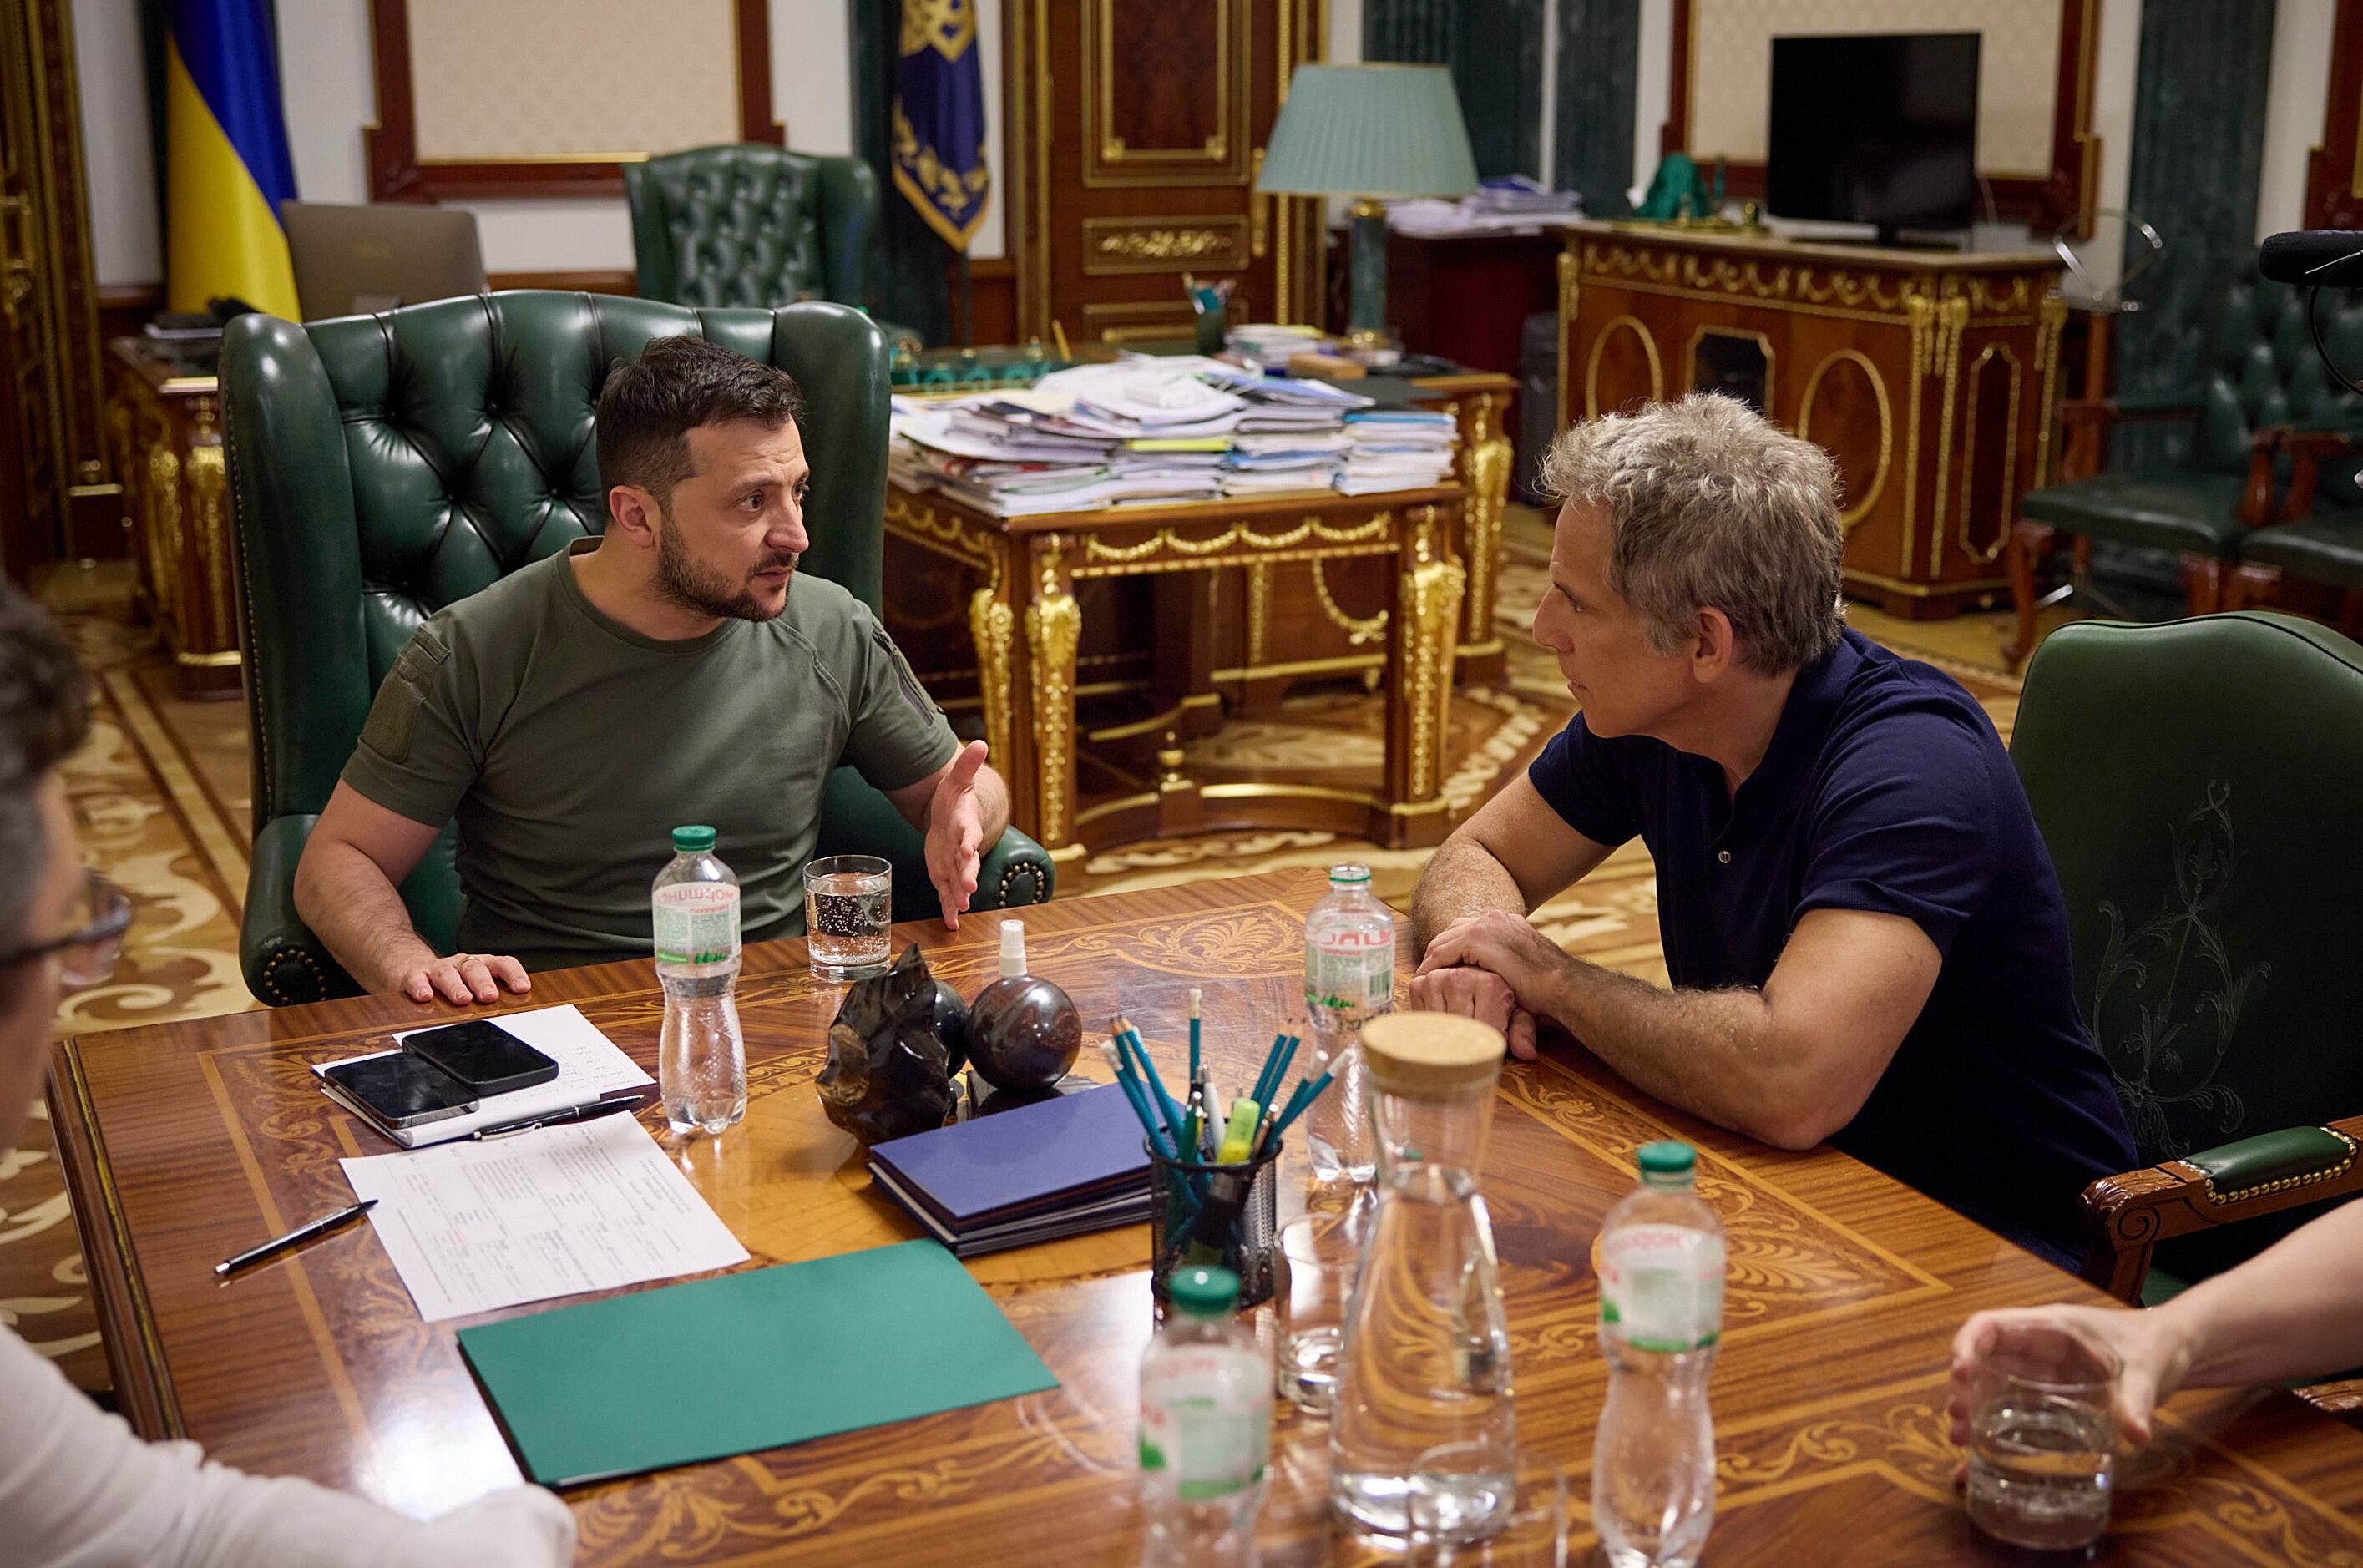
[2013,612,2363,1308]
[2215,289,2363,619]
[221,291,1050,1007]
[2005,260,2303,669]
[625,144,918,350]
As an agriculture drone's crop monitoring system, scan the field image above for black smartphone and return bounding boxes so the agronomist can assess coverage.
[402,1019,560,1096]
[321,1053,478,1129]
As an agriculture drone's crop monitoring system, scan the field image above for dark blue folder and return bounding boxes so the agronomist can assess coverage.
[867,1082,1151,1234]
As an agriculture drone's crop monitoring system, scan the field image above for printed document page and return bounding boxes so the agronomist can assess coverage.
[342,1114,748,1321]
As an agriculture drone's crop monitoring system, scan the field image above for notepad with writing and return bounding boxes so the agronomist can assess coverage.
[866,1082,1153,1256]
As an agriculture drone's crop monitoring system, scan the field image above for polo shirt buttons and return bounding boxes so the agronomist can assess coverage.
[1716,850,1732,865]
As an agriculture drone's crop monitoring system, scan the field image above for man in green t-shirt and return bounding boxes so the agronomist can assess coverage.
[294,336,1009,1005]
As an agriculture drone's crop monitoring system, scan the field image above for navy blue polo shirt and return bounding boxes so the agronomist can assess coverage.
[1529,629,2135,1270]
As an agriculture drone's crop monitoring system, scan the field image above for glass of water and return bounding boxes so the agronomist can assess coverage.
[1276,1193,1375,1414]
[802,855,892,980]
[1965,1323,2119,1551]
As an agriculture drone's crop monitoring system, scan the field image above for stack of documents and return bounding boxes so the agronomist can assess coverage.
[1388,175,1586,235]
[890,356,1391,516]
[865,1083,1154,1257]
[1338,408,1460,495]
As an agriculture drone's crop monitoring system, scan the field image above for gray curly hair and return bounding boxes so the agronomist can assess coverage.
[1537,392,1845,675]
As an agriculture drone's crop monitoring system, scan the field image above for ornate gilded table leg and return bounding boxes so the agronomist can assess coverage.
[1384,504,1466,847]
[969,584,1016,781]
[1021,534,1084,861]
[1456,389,1512,680]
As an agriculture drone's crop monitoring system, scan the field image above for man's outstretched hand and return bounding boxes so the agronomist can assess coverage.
[401,952,531,1006]
[925,740,990,929]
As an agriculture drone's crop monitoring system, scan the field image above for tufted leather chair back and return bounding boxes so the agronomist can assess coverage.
[2190,262,2363,485]
[625,144,879,311]
[221,292,892,940]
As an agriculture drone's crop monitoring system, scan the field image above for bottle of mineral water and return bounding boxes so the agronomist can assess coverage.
[653,826,746,1135]
[1593,1141,1724,1568]
[1139,1265,1271,1567]
[1301,863,1394,1184]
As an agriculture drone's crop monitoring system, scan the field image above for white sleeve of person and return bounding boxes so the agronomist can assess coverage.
[0,1327,573,1567]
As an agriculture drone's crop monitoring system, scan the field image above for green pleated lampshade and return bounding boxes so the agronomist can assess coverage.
[1256,63,1480,200]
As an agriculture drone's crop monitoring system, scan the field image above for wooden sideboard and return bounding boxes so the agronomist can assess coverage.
[107,338,240,695]
[1556,220,2067,620]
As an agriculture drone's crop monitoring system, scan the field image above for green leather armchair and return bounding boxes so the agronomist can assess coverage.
[220,291,1051,1007]
[625,144,917,348]
[2214,290,2363,619]
[2013,611,2363,1305]
[2004,260,2307,668]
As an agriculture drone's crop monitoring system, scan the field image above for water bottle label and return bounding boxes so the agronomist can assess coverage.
[655,883,741,965]
[1139,1349,1270,1500]
[1305,928,1396,1015]
[1597,1224,1724,1352]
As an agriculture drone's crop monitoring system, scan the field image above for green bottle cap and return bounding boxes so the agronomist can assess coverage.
[1328,862,1372,885]
[671,825,717,853]
[1167,1265,1241,1317]
[1637,1140,1696,1180]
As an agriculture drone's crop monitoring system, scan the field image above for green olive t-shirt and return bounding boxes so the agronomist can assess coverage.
[341,541,958,972]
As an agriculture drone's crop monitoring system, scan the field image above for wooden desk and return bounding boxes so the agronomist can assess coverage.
[1558,220,2068,620]
[50,868,2363,1564]
[883,486,1470,859]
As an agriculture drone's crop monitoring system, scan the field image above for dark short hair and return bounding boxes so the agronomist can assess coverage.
[595,335,804,503]
[0,579,92,953]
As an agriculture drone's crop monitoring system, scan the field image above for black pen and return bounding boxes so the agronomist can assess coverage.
[215,1200,377,1277]
[471,1096,645,1141]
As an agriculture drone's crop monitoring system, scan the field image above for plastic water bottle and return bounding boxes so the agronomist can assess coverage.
[1140,1265,1271,1567]
[1593,1141,1725,1568]
[653,825,746,1135]
[1301,863,1394,1185]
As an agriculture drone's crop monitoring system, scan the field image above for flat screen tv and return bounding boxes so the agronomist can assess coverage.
[1767,33,1980,245]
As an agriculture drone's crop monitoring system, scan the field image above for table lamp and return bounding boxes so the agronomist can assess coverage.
[1256,63,1480,353]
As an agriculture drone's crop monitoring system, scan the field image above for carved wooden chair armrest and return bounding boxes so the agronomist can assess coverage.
[2057,392,2203,428]
[2080,1116,2363,1303]
[2275,430,2360,524]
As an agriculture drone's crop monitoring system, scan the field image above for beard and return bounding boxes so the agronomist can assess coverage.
[652,511,797,623]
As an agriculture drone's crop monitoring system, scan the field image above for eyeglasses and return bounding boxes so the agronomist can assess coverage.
[0,871,131,989]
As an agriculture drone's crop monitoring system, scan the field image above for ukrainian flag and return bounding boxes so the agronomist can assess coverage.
[892,0,990,250]
[165,0,299,318]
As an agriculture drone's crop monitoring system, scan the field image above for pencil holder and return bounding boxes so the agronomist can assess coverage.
[1146,1137,1282,1308]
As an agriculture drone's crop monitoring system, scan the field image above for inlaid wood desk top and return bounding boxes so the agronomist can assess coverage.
[48,870,2363,1564]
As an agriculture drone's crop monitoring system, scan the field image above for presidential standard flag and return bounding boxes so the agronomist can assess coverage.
[893,0,990,250]
[165,0,300,318]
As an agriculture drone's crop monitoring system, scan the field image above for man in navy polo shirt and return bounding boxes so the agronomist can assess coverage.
[1408,393,2134,1271]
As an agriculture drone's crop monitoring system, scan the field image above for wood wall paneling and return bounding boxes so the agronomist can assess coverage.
[2305,0,2363,228]
[1662,0,2102,237]
[365,0,781,201]
[1008,0,1323,343]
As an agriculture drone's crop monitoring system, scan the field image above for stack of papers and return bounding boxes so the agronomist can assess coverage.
[1339,408,1460,494]
[891,357,1394,516]
[866,1083,1154,1256]
[1389,175,1586,236]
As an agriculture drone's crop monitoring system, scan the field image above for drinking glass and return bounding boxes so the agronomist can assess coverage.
[1401,1454,1570,1567]
[1275,1194,1374,1415]
[1964,1323,2119,1551]
[802,855,892,980]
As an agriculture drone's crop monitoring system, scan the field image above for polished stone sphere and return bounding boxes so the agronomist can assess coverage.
[964,974,1082,1093]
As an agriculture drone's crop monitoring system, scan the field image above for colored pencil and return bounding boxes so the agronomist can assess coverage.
[1188,989,1202,1081]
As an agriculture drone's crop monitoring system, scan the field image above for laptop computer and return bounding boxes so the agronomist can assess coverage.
[283,202,488,321]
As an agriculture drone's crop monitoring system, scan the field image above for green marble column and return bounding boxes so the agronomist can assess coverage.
[2112,0,2278,478]
[1554,0,1640,218]
[1366,0,1545,180]
[851,0,951,346]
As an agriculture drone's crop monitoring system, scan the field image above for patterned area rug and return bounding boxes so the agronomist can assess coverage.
[3,544,2025,1390]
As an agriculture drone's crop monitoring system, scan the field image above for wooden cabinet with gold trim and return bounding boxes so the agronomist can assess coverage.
[1556,220,2066,620]
[108,339,239,696]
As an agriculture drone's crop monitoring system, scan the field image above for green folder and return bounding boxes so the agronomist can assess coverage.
[457,1239,1060,1485]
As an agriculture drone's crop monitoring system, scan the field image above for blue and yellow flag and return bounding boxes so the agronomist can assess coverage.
[893,0,991,250]
[165,0,299,317]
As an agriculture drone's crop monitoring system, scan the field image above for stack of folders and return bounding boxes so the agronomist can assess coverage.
[866,1083,1153,1257]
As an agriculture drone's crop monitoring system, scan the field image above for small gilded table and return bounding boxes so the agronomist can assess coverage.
[106,337,241,696]
[48,868,2363,1565]
[884,483,1471,861]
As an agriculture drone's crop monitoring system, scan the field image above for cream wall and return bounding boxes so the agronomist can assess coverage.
[76,0,2340,291]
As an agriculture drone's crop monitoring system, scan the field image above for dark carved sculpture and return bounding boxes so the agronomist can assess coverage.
[818,944,962,1143]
